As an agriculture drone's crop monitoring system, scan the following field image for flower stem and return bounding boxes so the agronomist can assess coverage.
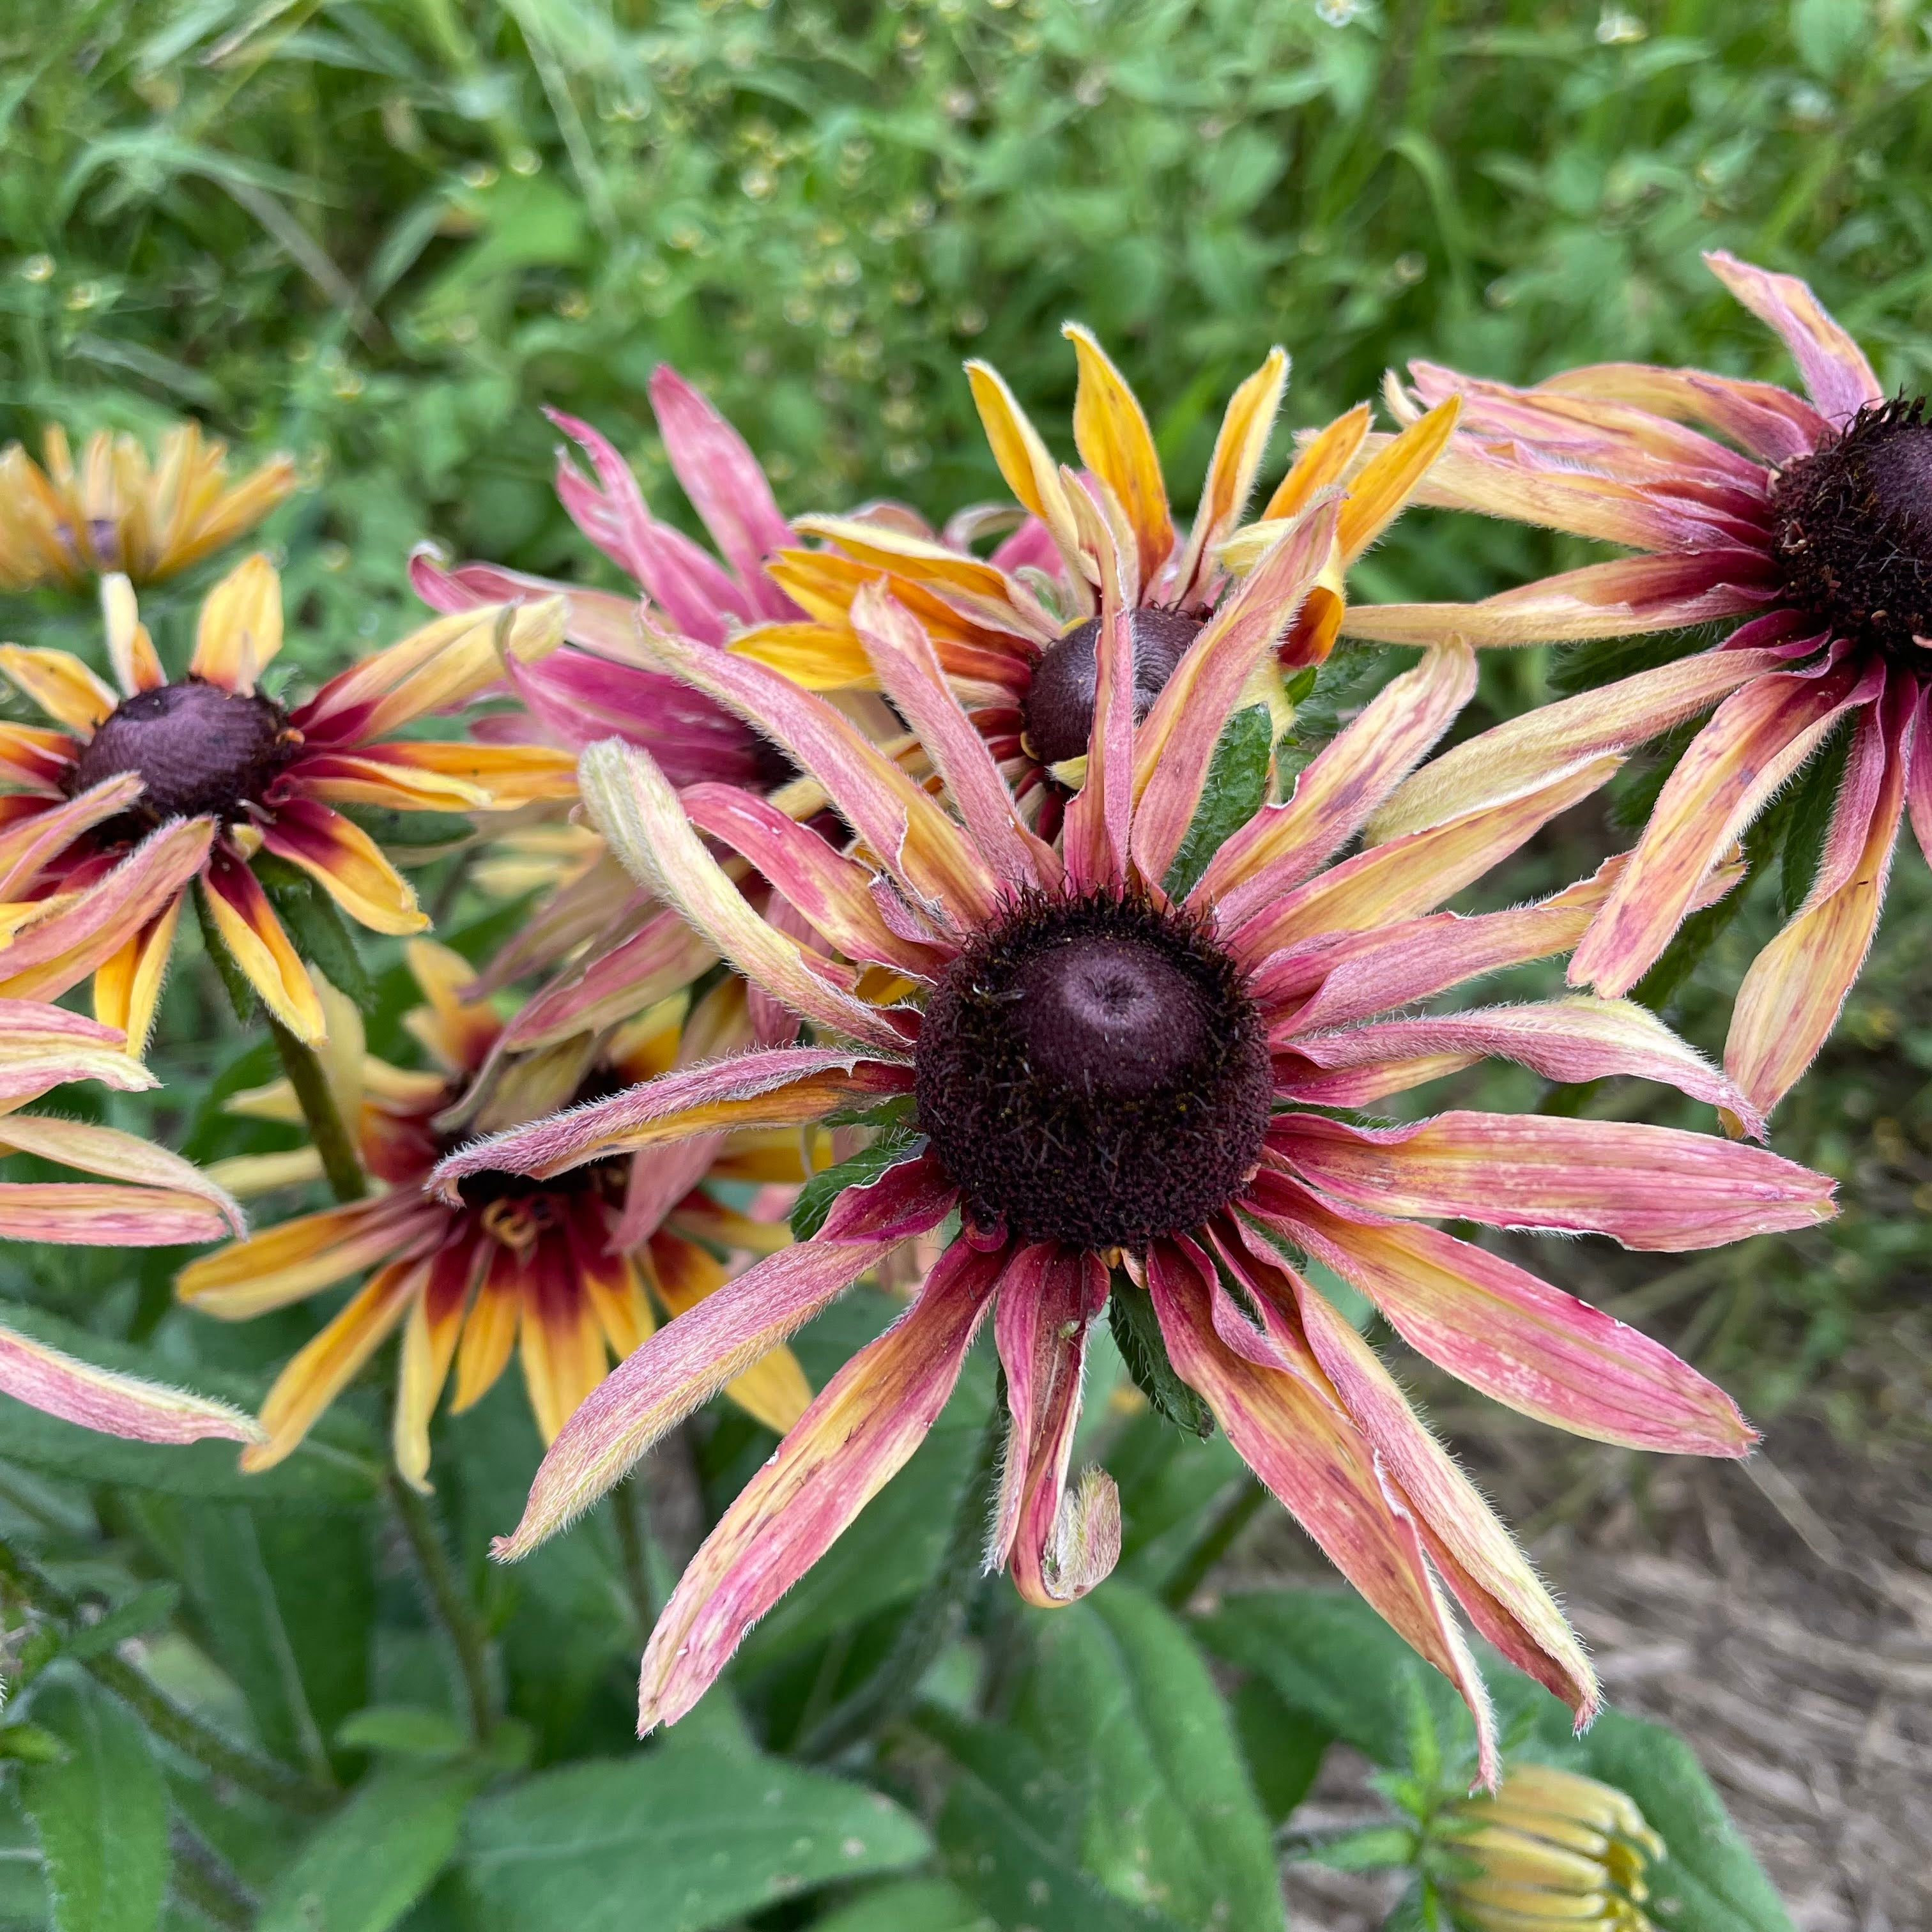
[387,1475,496,1743]
[169,1821,258,1929]
[1160,1473,1266,1611]
[0,1538,335,1813]
[797,1389,1005,1761]
[611,1478,657,1644]
[266,1014,366,1202]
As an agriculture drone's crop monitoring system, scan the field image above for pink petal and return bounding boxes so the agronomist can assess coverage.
[990,1243,1115,1607]
[1342,549,1779,649]
[636,1230,1002,1729]
[1227,754,1620,969]
[0,1325,261,1446]
[1703,252,1883,425]
[578,739,916,1053]
[494,1149,960,1565]
[1198,639,1476,921]
[1284,995,1756,1133]
[1533,364,1827,466]
[1060,491,1135,894]
[0,776,144,899]
[1570,651,1878,996]
[1266,1110,1836,1250]
[1726,675,1913,1121]
[501,902,716,1051]
[649,367,799,622]
[1908,679,1932,873]
[1144,1237,1498,1786]
[849,581,1055,893]
[0,1114,245,1234]
[682,782,948,978]
[1367,642,1800,842]
[432,1046,914,1194]
[1215,1223,1597,1723]
[1245,1172,1756,1456]
[1131,496,1340,885]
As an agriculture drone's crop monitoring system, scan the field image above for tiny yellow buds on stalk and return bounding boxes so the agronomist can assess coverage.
[1445,1765,1666,1932]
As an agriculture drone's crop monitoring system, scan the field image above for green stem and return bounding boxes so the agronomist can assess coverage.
[168,1821,257,1929]
[797,1391,1006,1761]
[267,1014,366,1202]
[611,1478,657,1644]
[1161,1475,1266,1611]
[0,1540,334,1813]
[387,1476,496,1743]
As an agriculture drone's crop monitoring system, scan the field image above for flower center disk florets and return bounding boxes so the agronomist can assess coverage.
[914,889,1272,1251]
[69,677,291,824]
[1769,395,1932,664]
[1021,608,1204,767]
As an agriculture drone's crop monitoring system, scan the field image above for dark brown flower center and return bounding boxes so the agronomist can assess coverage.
[1020,607,1204,767]
[914,889,1272,1251]
[67,678,291,824]
[1769,395,1932,664]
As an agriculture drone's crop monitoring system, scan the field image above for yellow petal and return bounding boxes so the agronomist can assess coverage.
[188,552,283,695]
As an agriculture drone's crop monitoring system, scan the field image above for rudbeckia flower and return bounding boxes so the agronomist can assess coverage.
[1342,252,1929,1121]
[177,944,814,1489]
[409,372,820,1046]
[0,997,257,1446]
[0,555,570,1048]
[0,422,295,590]
[433,506,1831,1774]
[739,326,1459,819]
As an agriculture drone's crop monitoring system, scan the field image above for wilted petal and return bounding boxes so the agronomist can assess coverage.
[1145,1237,1498,1785]
[579,738,914,1052]
[990,1243,1114,1607]
[1248,1172,1757,1456]
[1534,363,1826,466]
[501,905,718,1051]
[636,1232,1003,1730]
[0,1113,243,1234]
[494,1150,960,1564]
[1703,251,1882,424]
[1726,677,1912,1121]
[1267,1110,1836,1250]
[0,1325,261,1446]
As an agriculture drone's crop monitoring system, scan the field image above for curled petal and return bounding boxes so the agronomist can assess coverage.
[1172,346,1289,603]
[1268,1110,1836,1250]
[0,1113,243,1235]
[579,738,914,1052]
[1145,1238,1498,1786]
[431,1046,913,1193]
[1703,251,1882,424]
[1248,1173,1757,1457]
[0,1325,261,1446]
[636,1232,1002,1730]
[494,1151,959,1563]
[1065,325,1174,589]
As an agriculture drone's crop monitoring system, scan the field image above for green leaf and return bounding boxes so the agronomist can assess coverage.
[1580,1710,1797,1932]
[20,1678,169,1932]
[1193,1588,1474,1771]
[790,1129,926,1241]
[335,1705,471,1761]
[1013,1585,1286,1931]
[809,1876,995,1932]
[1791,0,1868,78]
[1229,1676,1331,1823]
[0,1300,378,1505]
[1107,1273,1214,1440]
[257,1759,490,1932]
[1162,704,1273,900]
[459,1741,929,1931]
[1775,714,1853,920]
[61,1583,180,1661]
[919,1708,1179,1932]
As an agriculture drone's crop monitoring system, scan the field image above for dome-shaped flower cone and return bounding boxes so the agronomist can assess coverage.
[1340,252,1929,1126]
[432,493,1832,1773]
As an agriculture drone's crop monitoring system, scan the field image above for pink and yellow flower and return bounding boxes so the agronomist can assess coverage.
[737,326,1460,818]
[432,502,1831,1776]
[0,422,295,590]
[178,944,814,1488]
[0,997,256,1446]
[1344,252,1929,1122]
[0,555,571,1049]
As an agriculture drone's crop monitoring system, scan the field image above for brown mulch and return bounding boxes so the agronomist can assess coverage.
[1216,1310,1932,1932]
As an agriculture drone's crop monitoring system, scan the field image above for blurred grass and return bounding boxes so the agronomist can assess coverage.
[0,0,1928,1416]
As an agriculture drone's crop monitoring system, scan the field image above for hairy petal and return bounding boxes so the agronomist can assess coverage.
[0,1326,262,1446]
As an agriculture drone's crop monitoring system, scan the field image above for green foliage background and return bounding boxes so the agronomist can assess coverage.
[0,1,1925,1926]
